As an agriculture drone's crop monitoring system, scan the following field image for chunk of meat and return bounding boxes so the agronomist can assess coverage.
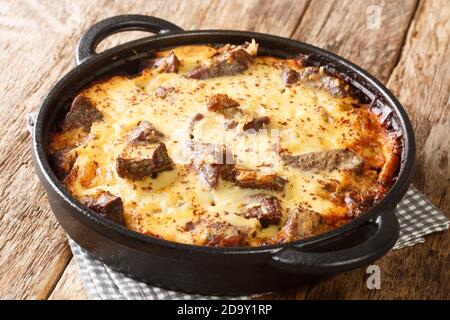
[49,148,76,179]
[281,68,300,86]
[242,116,270,132]
[206,232,246,247]
[187,42,257,79]
[297,67,348,98]
[143,52,180,73]
[203,222,247,247]
[272,207,323,243]
[62,95,103,131]
[281,149,363,172]
[207,94,241,119]
[331,184,387,218]
[82,191,125,225]
[185,141,234,187]
[221,166,287,191]
[243,194,282,227]
[128,121,164,144]
[297,53,311,68]
[196,164,222,187]
[116,143,173,180]
[320,75,348,98]
[207,93,239,111]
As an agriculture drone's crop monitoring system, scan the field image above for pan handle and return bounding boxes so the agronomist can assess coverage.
[76,14,183,65]
[269,209,399,275]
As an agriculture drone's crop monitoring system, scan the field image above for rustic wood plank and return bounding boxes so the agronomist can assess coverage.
[0,0,110,300]
[48,258,88,300]
[291,0,418,83]
[304,0,450,299]
[0,0,310,299]
[387,0,450,213]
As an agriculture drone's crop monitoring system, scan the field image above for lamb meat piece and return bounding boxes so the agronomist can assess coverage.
[162,52,181,73]
[128,121,164,144]
[342,184,387,218]
[207,94,239,111]
[82,191,125,225]
[182,219,247,247]
[61,95,103,131]
[185,141,234,187]
[207,94,241,119]
[204,222,247,247]
[272,207,323,243]
[142,52,180,73]
[281,149,363,172]
[49,148,76,179]
[297,53,312,67]
[242,116,270,132]
[187,42,257,79]
[187,49,252,79]
[222,166,287,192]
[243,194,282,227]
[281,68,300,86]
[197,163,222,187]
[320,75,348,98]
[297,66,348,98]
[206,232,246,247]
[116,143,173,180]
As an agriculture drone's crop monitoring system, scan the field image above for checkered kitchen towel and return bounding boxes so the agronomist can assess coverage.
[27,113,449,299]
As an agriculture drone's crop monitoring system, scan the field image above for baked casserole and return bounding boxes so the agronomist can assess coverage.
[48,41,401,247]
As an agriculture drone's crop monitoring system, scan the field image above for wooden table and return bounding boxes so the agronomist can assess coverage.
[0,0,448,300]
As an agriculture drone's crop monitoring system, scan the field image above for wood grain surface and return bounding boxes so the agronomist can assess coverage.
[0,0,448,300]
[48,259,87,300]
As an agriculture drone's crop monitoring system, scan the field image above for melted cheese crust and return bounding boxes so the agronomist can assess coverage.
[50,44,399,246]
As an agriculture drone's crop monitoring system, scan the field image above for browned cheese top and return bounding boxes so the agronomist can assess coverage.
[49,41,400,247]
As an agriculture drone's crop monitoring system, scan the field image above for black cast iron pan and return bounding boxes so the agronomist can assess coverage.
[31,15,415,295]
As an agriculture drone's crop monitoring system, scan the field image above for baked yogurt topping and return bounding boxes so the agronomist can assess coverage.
[49,40,401,247]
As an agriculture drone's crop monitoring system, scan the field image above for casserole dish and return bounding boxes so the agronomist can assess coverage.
[32,15,415,294]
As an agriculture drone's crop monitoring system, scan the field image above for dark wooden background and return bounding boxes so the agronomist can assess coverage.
[0,0,448,299]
